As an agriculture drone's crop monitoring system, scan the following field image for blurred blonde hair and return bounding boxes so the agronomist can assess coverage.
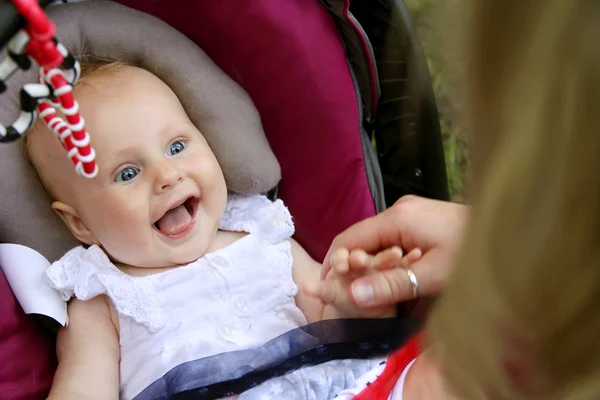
[427,0,600,399]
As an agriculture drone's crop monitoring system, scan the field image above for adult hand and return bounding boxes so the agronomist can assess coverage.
[322,195,469,308]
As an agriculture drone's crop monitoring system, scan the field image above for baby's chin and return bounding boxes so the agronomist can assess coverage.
[168,253,206,268]
[164,245,213,268]
[110,249,206,271]
[105,233,214,269]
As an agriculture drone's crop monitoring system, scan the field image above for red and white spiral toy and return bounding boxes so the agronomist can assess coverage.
[0,0,97,178]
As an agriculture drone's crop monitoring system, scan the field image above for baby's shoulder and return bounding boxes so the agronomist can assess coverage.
[220,195,294,244]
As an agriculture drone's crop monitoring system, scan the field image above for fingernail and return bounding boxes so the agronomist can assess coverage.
[352,283,374,305]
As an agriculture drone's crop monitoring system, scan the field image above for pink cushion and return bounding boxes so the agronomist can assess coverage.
[116,0,377,262]
[0,270,56,399]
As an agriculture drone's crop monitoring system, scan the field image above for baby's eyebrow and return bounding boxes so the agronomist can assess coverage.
[161,120,195,137]
[99,147,139,176]
[100,146,140,168]
[107,145,140,160]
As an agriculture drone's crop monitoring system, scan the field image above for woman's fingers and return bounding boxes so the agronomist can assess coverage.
[322,196,468,282]
[321,206,406,279]
[350,267,417,307]
[350,247,447,307]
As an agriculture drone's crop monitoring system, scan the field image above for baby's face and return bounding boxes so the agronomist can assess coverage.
[37,66,227,268]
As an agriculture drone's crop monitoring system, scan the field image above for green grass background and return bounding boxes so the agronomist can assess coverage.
[405,0,470,202]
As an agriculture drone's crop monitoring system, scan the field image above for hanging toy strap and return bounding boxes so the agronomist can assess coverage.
[0,0,98,178]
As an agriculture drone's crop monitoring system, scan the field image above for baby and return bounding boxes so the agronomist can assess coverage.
[27,62,413,400]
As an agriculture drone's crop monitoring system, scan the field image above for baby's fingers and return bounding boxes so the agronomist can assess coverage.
[347,249,372,271]
[332,249,375,275]
[368,246,404,271]
[330,248,351,275]
[399,248,423,268]
[302,280,343,306]
[345,247,404,274]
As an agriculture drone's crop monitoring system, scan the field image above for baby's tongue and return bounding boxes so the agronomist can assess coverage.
[156,204,192,235]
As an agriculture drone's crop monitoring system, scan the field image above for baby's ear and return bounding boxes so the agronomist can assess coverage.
[52,201,99,246]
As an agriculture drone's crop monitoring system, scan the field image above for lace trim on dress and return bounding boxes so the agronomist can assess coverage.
[219,194,294,243]
[46,246,166,332]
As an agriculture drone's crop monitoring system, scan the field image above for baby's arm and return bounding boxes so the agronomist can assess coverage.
[289,239,327,323]
[47,295,120,400]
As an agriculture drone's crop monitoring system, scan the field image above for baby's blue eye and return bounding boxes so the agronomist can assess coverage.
[169,141,186,155]
[116,167,139,182]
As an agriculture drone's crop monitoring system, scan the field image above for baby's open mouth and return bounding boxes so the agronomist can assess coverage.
[154,196,199,236]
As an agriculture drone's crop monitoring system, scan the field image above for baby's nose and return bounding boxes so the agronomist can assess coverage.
[154,162,183,191]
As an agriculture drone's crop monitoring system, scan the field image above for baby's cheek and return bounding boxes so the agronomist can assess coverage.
[99,227,153,267]
[97,208,149,248]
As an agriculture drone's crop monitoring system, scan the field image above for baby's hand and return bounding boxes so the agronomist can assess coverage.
[302,246,422,319]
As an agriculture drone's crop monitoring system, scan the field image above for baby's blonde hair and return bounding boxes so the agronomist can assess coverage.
[75,60,132,87]
[427,0,600,399]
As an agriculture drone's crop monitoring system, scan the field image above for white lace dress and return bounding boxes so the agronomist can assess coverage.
[46,194,307,400]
